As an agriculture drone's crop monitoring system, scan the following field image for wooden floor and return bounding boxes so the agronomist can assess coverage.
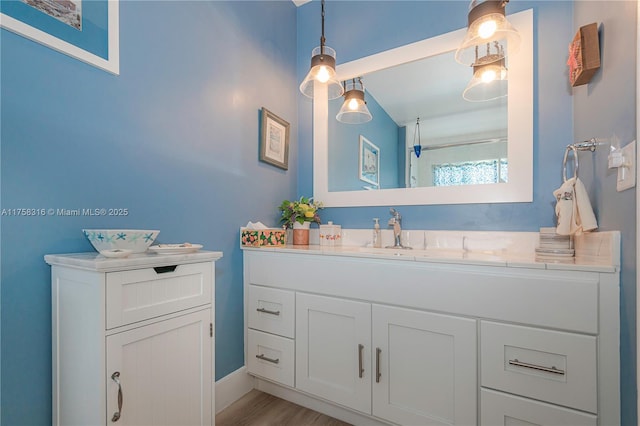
[216,390,352,426]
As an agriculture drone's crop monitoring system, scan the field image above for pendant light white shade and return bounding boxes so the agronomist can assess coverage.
[455,0,520,66]
[336,78,372,124]
[463,58,508,102]
[299,0,344,100]
[300,46,344,100]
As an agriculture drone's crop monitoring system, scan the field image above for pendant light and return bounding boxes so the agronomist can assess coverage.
[455,0,520,67]
[299,0,343,100]
[412,117,422,158]
[336,78,372,124]
[463,42,508,102]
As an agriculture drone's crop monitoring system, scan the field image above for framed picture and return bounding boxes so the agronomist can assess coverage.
[359,135,380,186]
[259,107,290,170]
[0,0,119,75]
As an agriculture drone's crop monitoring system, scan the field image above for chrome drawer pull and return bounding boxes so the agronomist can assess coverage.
[508,359,565,375]
[256,354,280,364]
[111,371,123,422]
[358,344,364,378]
[256,307,281,316]
[375,348,382,383]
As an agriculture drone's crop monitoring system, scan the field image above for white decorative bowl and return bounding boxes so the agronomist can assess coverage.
[83,229,160,254]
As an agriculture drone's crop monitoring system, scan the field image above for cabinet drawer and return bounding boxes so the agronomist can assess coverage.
[481,321,596,413]
[106,262,212,329]
[247,329,294,387]
[248,285,294,338]
[481,389,597,425]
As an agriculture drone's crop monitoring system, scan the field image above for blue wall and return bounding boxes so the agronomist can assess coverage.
[1,1,636,424]
[297,1,636,423]
[328,91,399,191]
[573,2,637,423]
[1,1,297,424]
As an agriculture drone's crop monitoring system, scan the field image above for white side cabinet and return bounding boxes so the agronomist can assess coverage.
[46,251,222,426]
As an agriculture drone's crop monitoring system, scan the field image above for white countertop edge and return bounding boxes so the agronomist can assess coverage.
[44,250,224,272]
[241,245,617,273]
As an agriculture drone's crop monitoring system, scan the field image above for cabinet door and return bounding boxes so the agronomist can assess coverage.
[106,309,213,426]
[372,304,477,425]
[296,293,372,414]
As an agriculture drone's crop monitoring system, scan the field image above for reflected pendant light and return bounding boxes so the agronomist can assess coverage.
[463,42,508,101]
[455,0,520,67]
[299,0,344,100]
[412,117,422,158]
[336,78,372,124]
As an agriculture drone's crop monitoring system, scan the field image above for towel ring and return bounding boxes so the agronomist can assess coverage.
[563,144,579,182]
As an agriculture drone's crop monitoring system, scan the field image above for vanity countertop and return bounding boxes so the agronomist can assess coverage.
[243,230,620,273]
[242,244,616,273]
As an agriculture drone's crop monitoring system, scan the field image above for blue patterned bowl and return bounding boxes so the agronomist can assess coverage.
[83,229,160,254]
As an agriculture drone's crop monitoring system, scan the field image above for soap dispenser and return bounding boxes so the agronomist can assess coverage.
[373,218,382,248]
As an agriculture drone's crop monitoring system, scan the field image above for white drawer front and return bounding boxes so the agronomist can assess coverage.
[247,329,294,387]
[248,285,294,338]
[481,389,597,426]
[106,262,212,329]
[481,321,597,413]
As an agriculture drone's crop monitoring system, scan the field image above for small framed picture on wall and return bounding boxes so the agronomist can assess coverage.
[359,135,379,186]
[259,107,290,170]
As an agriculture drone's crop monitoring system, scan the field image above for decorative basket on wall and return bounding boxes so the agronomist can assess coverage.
[568,22,601,87]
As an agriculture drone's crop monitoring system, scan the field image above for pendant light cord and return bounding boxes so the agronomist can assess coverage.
[320,0,326,54]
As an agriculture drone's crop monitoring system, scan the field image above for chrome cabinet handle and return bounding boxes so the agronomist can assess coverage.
[111,371,123,422]
[256,307,281,316]
[376,348,382,383]
[508,359,565,375]
[256,354,280,364]
[358,344,364,378]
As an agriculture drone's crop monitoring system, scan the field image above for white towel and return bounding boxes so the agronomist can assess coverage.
[574,178,598,232]
[552,177,598,236]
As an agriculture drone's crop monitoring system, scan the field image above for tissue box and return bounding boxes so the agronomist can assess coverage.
[240,228,286,247]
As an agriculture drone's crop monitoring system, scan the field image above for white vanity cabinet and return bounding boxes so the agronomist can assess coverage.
[243,246,620,426]
[372,305,476,425]
[295,293,372,413]
[293,293,477,425]
[46,251,222,426]
[246,285,296,387]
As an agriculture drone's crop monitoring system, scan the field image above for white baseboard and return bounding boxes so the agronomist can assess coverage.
[215,366,255,414]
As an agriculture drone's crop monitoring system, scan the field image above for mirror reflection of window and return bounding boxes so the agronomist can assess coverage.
[408,138,507,187]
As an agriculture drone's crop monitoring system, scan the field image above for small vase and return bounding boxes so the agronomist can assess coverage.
[292,221,310,245]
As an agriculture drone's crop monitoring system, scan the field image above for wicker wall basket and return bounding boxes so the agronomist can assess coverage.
[568,22,601,87]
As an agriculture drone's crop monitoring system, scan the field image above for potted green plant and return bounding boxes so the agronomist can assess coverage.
[278,196,323,245]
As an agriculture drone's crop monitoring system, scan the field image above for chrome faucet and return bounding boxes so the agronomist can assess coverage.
[386,208,411,249]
